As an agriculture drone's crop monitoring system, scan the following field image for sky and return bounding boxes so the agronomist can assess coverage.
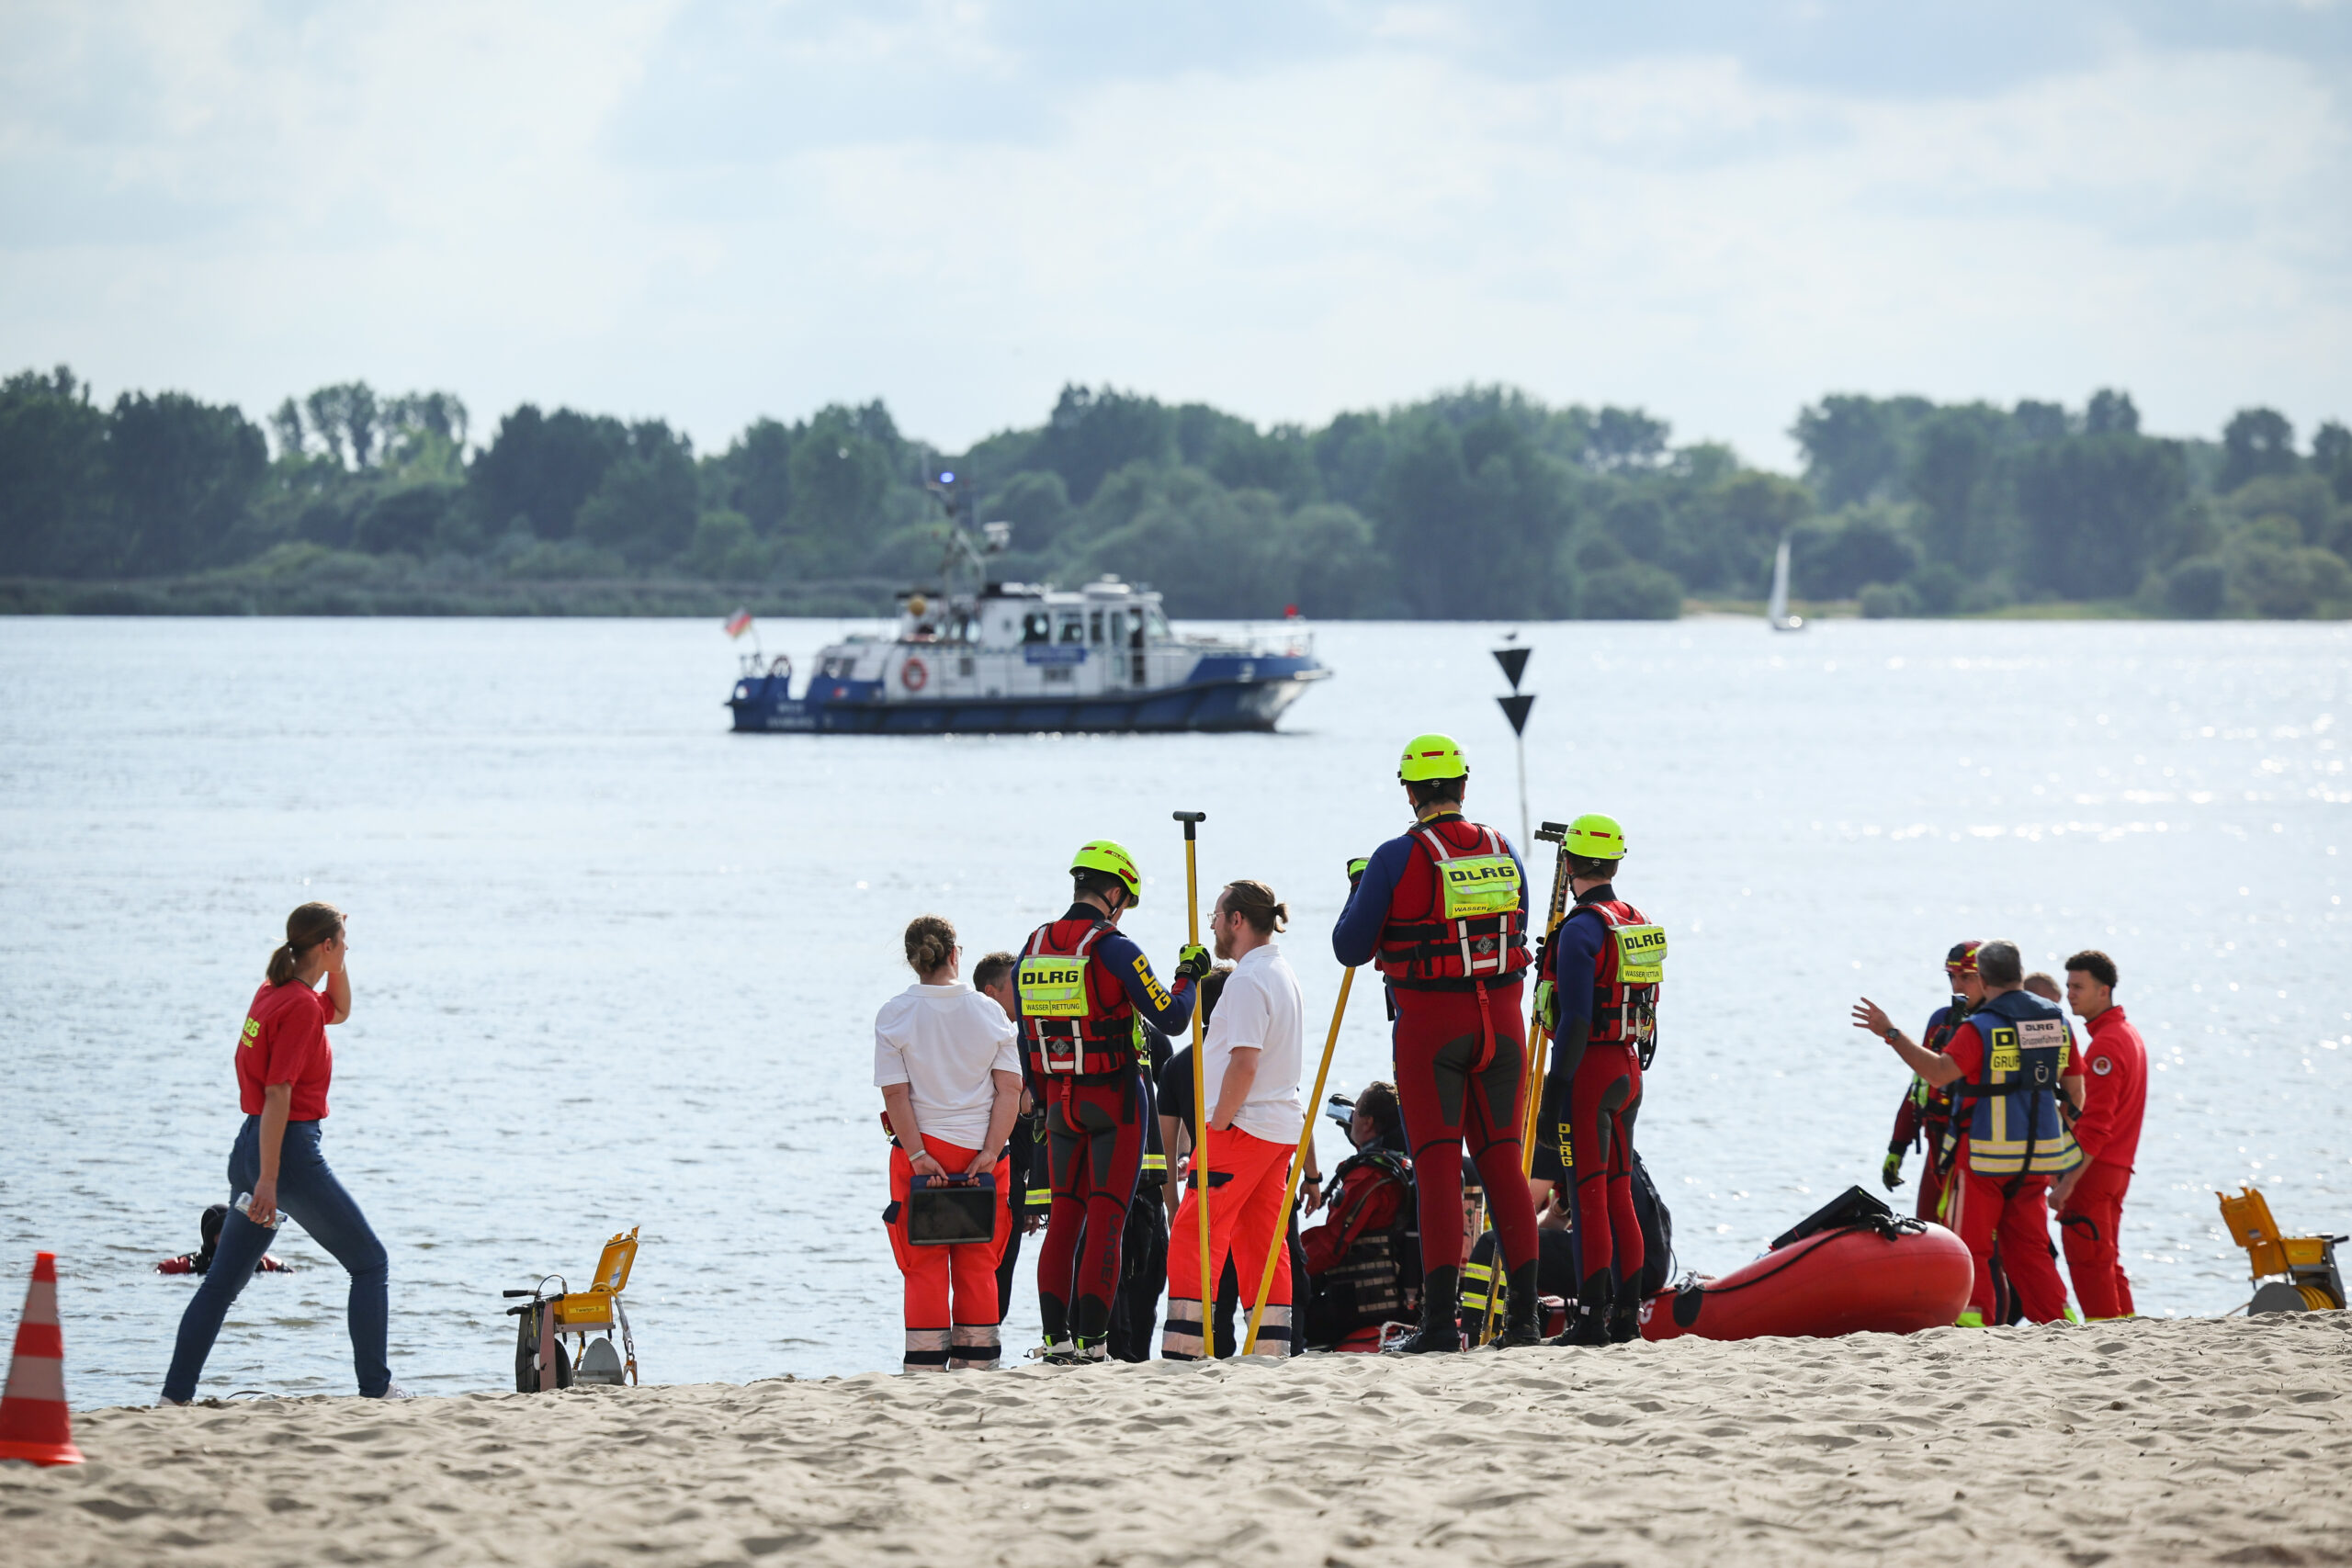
[2,1,2347,469]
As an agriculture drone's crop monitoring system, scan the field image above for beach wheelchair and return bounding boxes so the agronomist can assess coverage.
[2218,1187,2346,1314]
[503,1226,641,1391]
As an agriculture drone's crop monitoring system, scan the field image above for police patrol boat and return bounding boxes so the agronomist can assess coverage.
[727,475,1330,735]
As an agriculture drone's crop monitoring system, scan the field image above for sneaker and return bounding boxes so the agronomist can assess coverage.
[155,1395,188,1407]
[364,1382,417,1401]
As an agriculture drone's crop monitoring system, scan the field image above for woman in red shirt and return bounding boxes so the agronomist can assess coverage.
[161,903,406,1404]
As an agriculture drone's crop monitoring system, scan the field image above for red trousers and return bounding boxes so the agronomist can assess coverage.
[1392,984,1538,1274]
[887,1136,1011,1371]
[1915,1147,1951,1225]
[1562,1042,1645,1291]
[1943,1166,2071,1325]
[1034,1072,1147,1347]
[1164,1124,1295,1358]
[2058,1158,2135,1320]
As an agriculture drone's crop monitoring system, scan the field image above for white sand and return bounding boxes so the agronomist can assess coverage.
[6,1314,2347,1567]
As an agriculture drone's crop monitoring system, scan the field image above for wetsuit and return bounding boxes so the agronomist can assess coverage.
[1890,1000,1967,1223]
[1333,815,1540,1332]
[1021,905,1195,1352]
[993,1111,1045,1327]
[1532,882,1658,1339]
[1110,1024,1173,1361]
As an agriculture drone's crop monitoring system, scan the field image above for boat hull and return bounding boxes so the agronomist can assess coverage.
[1640,1220,1973,1342]
[728,667,1326,735]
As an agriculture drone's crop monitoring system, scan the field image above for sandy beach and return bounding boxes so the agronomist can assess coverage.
[6,1314,2346,1567]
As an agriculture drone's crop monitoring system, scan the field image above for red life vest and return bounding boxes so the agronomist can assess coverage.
[1375,818,1530,988]
[1571,897,1664,1051]
[1018,917,1137,1080]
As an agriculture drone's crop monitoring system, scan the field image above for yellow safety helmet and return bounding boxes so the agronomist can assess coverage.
[1563,813,1626,860]
[1396,733,1469,783]
[1069,840,1143,905]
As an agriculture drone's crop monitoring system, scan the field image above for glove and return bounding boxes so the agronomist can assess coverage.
[1881,1150,1906,1191]
[1174,943,1212,981]
[1345,856,1368,889]
[1532,978,1556,1034]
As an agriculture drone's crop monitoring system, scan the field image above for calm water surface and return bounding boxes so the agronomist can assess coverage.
[1,616,2346,1406]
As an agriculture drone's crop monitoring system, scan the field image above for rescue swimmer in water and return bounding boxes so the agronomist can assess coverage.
[1017,840,1206,1363]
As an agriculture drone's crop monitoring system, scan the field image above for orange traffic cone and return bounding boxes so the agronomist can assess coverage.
[0,1253,84,1466]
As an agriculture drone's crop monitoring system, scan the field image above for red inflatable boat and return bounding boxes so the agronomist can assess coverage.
[1640,1217,1973,1342]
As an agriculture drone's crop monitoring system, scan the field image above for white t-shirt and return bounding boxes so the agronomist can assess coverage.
[872,981,1019,1149]
[1202,942,1306,1145]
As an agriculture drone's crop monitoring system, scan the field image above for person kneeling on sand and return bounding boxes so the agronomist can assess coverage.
[1300,1082,1417,1351]
[1163,881,1307,1359]
[876,916,1023,1371]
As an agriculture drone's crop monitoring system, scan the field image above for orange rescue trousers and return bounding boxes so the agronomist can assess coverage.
[887,1135,1012,1371]
[1164,1125,1295,1359]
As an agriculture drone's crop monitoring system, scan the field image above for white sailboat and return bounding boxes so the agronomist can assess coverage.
[1768,536,1804,631]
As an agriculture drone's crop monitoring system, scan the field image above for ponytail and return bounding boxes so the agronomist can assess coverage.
[267,901,345,986]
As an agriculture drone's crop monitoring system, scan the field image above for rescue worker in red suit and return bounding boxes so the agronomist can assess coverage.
[2052,949,2146,1320]
[1019,840,1204,1363]
[1882,941,1984,1223]
[1300,1081,1417,1351]
[1332,734,1543,1352]
[1532,813,1664,1345]
[1855,939,2085,1325]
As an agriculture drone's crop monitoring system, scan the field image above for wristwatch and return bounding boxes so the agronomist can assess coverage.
[1881,1024,1900,1043]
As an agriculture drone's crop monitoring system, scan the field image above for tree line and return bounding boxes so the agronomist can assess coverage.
[3,365,2347,618]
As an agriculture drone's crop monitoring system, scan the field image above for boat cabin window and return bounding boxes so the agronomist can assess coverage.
[1145,605,1171,641]
[1058,615,1085,644]
[1089,610,1105,644]
[1022,611,1051,645]
[820,655,854,679]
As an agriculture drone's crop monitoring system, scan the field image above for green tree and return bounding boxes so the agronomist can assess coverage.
[107,390,268,573]
[1905,404,2010,571]
[1792,394,1933,509]
[0,367,113,575]
[2221,408,2297,492]
[1032,386,1174,506]
[2012,434,2188,599]
[574,423,698,566]
[468,405,630,538]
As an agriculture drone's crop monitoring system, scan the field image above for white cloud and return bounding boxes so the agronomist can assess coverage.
[1,3,2345,466]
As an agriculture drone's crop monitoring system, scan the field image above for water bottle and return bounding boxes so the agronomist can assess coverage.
[233,1191,281,1230]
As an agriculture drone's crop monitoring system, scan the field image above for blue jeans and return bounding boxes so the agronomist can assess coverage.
[163,1117,390,1402]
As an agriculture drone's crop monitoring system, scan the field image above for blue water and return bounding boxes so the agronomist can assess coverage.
[0,615,2345,1407]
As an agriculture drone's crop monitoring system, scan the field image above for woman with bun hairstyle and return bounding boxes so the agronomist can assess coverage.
[875,915,1022,1371]
[161,903,407,1404]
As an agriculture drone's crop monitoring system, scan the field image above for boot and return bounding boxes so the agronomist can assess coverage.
[1496,1262,1544,1348]
[1553,1270,1613,1347]
[1606,1284,1642,1344]
[1392,1267,1463,1354]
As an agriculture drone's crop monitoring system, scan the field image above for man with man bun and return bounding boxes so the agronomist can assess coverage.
[2054,950,2147,1320]
[1163,880,1306,1359]
[1855,939,2085,1325]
